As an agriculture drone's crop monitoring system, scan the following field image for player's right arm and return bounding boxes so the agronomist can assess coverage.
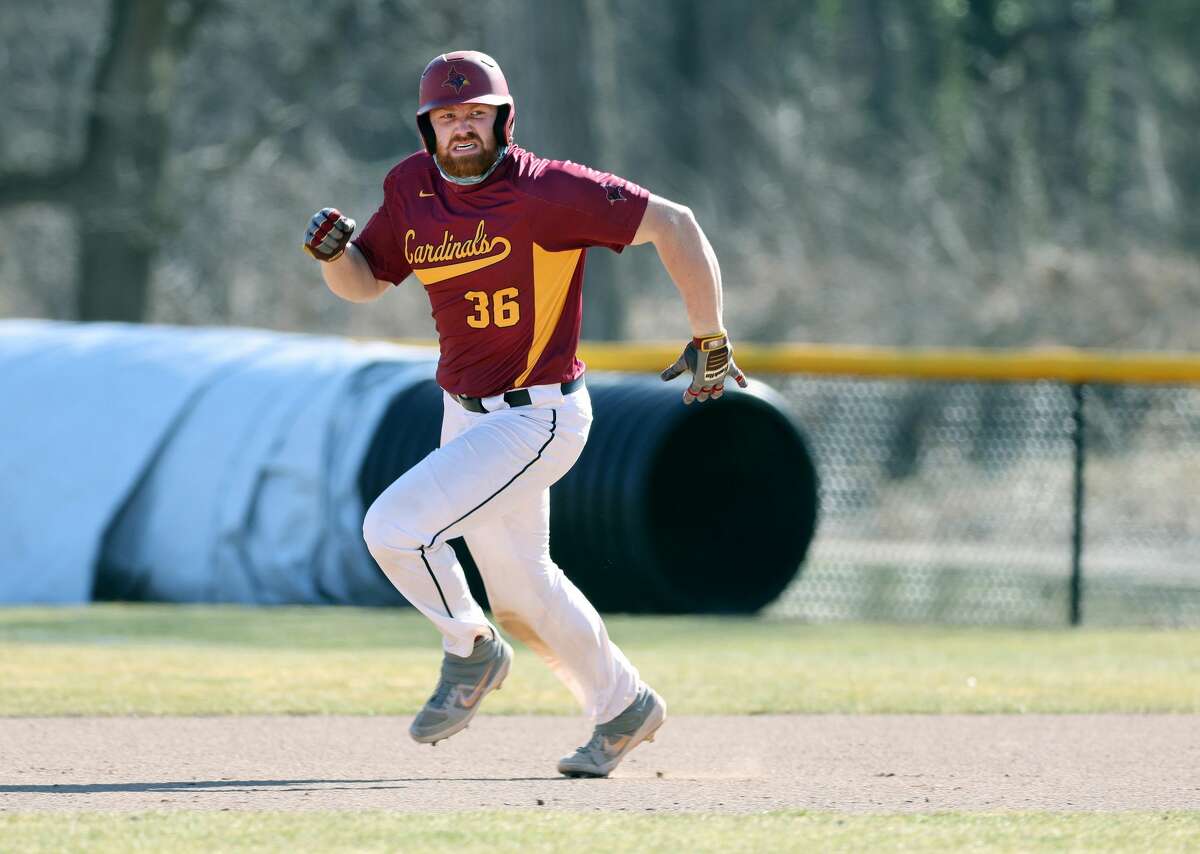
[304,207,392,303]
[320,244,391,303]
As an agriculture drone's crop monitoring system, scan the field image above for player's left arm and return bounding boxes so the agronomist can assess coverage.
[632,194,722,336]
[632,194,747,403]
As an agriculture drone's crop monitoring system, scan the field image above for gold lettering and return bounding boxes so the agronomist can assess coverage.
[404,220,500,269]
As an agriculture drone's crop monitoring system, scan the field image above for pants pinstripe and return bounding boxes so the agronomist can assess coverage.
[362,385,640,724]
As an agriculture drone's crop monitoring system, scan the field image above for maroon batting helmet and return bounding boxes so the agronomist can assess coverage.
[416,51,516,155]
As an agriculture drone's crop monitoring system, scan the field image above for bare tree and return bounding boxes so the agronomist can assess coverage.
[0,0,214,321]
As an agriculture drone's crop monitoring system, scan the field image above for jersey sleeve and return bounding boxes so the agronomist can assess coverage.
[350,173,413,285]
[528,160,650,253]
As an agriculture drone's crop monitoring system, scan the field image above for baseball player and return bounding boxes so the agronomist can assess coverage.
[305,50,746,778]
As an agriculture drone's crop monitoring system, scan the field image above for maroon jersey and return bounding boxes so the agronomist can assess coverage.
[352,145,649,397]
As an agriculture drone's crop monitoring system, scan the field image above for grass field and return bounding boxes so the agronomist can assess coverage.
[4,604,1198,852]
[0,604,1197,715]
[0,811,1198,854]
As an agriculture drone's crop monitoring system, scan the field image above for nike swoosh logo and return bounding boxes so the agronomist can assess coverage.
[412,237,512,285]
[605,735,632,753]
[419,190,435,197]
[457,660,497,709]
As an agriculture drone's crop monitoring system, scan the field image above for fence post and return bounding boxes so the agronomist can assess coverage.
[1069,382,1086,626]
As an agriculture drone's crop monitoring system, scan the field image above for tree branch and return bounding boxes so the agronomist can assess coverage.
[0,167,79,207]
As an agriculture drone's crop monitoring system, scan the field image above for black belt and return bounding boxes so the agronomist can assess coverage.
[454,375,585,414]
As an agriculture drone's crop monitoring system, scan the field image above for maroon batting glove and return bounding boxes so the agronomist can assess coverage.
[303,207,356,262]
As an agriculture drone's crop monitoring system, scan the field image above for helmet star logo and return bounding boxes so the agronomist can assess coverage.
[603,184,627,204]
[442,65,469,94]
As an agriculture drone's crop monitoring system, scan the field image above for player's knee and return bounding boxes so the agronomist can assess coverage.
[362,501,422,559]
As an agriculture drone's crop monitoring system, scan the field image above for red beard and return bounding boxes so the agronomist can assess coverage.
[435,134,500,179]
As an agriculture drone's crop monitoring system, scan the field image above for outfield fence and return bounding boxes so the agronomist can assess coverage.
[576,344,1200,628]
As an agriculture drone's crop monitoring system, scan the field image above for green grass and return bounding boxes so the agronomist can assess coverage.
[0,605,1197,715]
[1,811,1198,853]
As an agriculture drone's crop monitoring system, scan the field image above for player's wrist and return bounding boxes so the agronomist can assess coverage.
[690,330,728,349]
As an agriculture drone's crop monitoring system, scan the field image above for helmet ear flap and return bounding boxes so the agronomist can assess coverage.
[495,104,513,147]
[417,113,437,154]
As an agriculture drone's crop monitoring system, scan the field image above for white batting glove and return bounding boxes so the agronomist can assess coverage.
[660,331,748,404]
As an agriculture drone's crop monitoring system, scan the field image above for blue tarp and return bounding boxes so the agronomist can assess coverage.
[0,321,435,604]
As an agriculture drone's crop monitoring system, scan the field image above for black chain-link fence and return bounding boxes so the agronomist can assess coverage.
[764,377,1200,626]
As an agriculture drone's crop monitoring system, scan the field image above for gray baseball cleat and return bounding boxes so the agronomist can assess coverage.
[557,684,666,778]
[409,632,512,745]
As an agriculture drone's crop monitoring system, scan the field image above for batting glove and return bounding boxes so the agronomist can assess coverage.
[660,331,748,404]
[303,207,356,262]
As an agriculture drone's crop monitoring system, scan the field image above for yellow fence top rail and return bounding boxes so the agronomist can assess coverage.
[383,340,1200,384]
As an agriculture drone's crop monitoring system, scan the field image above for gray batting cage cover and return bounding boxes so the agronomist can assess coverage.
[0,320,433,604]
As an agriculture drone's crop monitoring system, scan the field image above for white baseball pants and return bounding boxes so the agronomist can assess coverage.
[362,382,641,724]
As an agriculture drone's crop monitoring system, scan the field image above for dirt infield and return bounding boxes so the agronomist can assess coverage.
[2,715,1198,814]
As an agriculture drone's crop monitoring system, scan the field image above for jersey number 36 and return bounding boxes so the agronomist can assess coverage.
[465,287,520,329]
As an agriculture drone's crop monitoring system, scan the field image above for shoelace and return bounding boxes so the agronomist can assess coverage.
[426,679,456,710]
[573,728,621,758]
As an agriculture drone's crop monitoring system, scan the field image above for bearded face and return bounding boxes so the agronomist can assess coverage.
[435,130,500,179]
[431,103,502,179]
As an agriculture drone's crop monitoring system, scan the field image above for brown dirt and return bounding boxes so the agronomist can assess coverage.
[2,715,1198,814]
